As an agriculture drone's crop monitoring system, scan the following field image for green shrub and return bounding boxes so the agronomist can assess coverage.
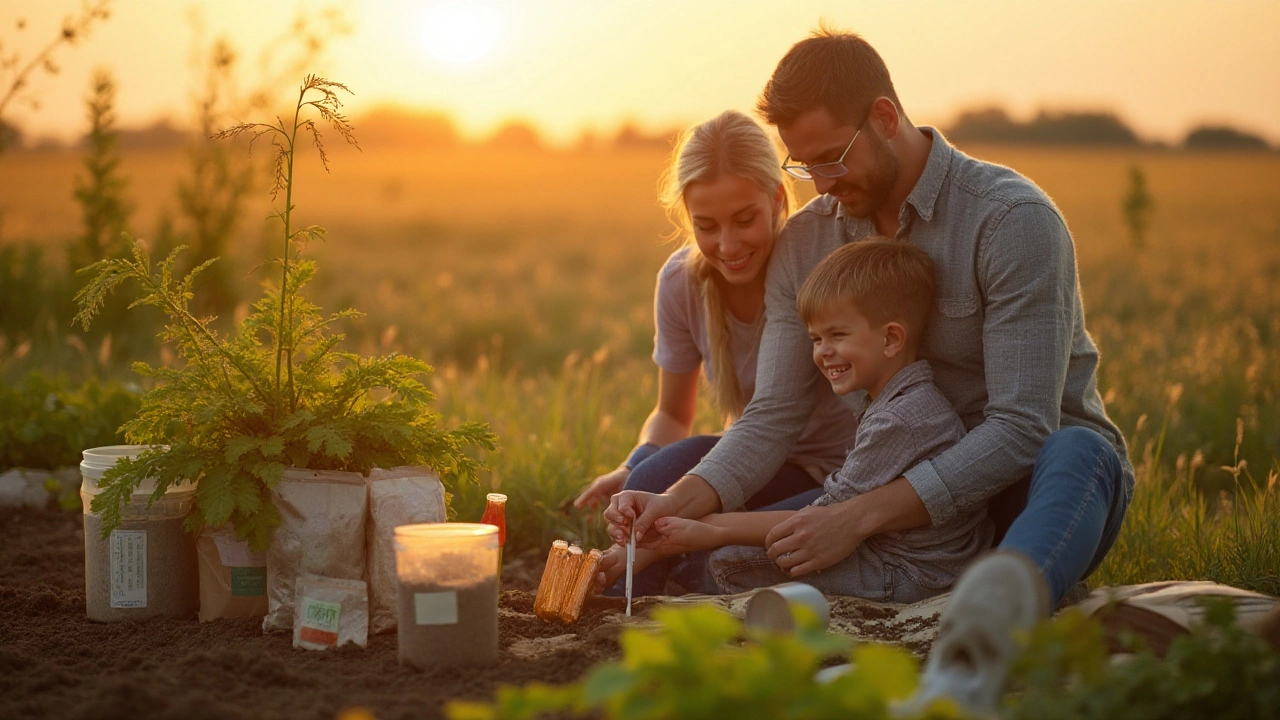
[0,371,139,470]
[1007,600,1280,719]
[74,76,495,548]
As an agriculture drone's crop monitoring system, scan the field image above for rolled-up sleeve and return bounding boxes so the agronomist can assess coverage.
[905,202,1075,523]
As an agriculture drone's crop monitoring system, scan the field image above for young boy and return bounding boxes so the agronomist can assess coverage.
[651,238,993,601]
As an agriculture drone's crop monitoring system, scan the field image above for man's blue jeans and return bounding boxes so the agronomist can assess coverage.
[606,434,822,596]
[995,426,1130,605]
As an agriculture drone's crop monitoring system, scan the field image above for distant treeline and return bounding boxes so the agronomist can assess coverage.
[945,107,1273,150]
[3,105,1274,153]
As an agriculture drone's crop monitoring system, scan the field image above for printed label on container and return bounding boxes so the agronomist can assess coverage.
[230,566,267,596]
[109,530,147,608]
[213,534,268,568]
[299,597,341,646]
[414,591,458,625]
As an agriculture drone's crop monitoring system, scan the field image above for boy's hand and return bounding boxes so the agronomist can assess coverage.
[574,467,629,510]
[593,544,625,594]
[652,516,723,556]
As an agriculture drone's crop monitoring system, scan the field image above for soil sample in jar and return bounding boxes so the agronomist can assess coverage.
[397,575,499,670]
[84,514,199,622]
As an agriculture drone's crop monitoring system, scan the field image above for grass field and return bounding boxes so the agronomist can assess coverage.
[2,142,1278,593]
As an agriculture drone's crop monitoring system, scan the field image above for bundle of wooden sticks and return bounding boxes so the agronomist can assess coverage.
[532,540,604,623]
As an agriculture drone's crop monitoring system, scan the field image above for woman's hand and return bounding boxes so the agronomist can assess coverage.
[764,502,866,578]
[652,516,724,556]
[574,467,629,510]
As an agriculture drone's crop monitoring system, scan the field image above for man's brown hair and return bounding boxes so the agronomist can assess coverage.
[797,238,936,346]
[757,22,902,128]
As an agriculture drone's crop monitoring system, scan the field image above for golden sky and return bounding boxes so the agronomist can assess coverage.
[5,0,1280,146]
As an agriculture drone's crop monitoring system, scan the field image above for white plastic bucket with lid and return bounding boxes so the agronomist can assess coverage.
[80,445,194,513]
[81,445,199,622]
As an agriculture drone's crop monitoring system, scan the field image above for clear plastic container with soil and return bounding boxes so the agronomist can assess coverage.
[81,445,198,622]
[395,523,499,670]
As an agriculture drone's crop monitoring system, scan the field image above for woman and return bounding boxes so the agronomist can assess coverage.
[572,110,856,595]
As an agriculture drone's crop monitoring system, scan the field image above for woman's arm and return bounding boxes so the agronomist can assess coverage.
[575,368,700,509]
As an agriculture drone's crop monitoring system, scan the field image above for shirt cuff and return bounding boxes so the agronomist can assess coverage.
[690,458,747,513]
[903,459,958,526]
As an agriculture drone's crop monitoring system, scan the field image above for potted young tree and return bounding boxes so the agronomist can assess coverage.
[74,76,496,627]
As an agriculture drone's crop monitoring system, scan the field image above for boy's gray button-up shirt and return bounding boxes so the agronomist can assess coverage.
[690,128,1134,523]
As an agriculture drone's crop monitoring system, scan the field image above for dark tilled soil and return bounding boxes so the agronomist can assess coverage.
[0,508,621,720]
[1,507,942,720]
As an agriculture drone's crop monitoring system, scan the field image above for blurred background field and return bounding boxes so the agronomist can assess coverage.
[2,140,1278,594]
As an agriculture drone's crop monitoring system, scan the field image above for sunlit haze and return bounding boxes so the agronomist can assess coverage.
[4,0,1279,146]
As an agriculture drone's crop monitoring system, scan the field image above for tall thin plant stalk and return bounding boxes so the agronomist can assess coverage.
[215,76,358,415]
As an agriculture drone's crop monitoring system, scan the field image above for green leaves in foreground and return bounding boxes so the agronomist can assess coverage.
[1007,599,1280,720]
[449,600,1280,720]
[447,605,955,720]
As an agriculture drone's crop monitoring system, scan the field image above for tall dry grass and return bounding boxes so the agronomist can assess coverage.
[2,142,1279,588]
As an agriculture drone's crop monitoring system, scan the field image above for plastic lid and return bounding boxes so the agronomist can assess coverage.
[394,522,498,540]
[80,445,195,496]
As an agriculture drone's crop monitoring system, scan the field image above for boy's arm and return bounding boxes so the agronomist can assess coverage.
[653,511,798,555]
[698,511,796,547]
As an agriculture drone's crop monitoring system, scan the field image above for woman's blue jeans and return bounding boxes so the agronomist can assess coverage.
[995,426,1130,606]
[606,434,822,597]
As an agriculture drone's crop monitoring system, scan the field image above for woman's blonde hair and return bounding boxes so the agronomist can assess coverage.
[658,110,795,422]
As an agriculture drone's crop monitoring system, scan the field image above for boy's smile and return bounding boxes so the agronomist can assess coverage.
[807,303,900,401]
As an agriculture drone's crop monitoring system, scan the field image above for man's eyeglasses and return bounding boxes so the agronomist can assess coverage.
[781,128,860,181]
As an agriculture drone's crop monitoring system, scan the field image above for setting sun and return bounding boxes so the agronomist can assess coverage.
[417,1,502,67]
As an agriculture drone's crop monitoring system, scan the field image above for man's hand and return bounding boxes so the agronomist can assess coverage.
[764,502,866,578]
[604,490,682,547]
[652,516,724,556]
[574,467,629,510]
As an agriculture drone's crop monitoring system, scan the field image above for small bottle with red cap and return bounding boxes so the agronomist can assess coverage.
[480,492,507,581]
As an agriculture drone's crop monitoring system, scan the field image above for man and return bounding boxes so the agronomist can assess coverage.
[606,25,1132,713]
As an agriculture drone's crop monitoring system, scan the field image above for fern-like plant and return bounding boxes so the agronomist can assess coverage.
[74,75,496,549]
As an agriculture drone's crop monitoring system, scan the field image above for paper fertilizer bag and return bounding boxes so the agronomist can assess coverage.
[262,467,368,633]
[366,466,446,634]
[197,526,268,621]
[293,572,369,650]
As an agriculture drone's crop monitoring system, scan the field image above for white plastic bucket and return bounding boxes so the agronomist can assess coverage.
[81,445,198,622]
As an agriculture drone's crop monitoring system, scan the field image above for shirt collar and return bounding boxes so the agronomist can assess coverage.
[834,126,954,226]
[865,359,934,415]
[904,127,953,223]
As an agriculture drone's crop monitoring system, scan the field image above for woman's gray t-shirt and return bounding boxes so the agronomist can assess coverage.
[652,246,856,478]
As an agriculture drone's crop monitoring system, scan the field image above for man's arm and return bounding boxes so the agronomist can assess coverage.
[684,219,835,512]
[903,202,1076,525]
[607,216,843,544]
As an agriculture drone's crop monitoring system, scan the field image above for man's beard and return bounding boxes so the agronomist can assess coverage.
[832,133,898,219]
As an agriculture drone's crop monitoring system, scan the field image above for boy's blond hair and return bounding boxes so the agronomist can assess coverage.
[797,238,937,347]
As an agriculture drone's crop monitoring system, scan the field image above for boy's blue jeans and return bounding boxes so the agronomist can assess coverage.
[995,426,1129,606]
